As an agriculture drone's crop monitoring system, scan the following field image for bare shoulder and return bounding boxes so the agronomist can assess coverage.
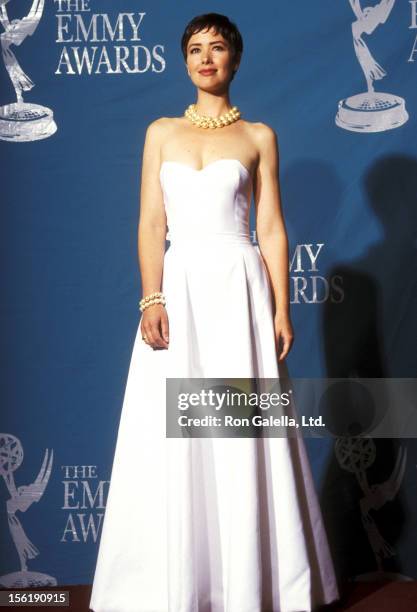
[145,116,177,139]
[238,120,278,163]
[146,116,185,135]
[239,121,279,176]
[246,121,278,146]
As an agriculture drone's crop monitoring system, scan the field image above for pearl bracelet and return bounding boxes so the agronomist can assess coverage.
[139,291,166,312]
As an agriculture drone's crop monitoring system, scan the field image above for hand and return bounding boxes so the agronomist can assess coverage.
[140,304,169,350]
[274,312,294,362]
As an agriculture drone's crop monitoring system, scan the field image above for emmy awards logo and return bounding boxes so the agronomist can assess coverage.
[336,0,409,132]
[0,0,57,142]
[0,433,57,588]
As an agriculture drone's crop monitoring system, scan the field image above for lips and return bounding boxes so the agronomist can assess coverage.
[199,69,216,75]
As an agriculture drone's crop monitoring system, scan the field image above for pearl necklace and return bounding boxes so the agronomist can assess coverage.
[184,103,241,129]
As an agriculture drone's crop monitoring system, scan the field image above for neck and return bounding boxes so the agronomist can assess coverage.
[194,90,233,117]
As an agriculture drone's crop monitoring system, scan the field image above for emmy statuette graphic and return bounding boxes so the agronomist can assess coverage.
[335,438,412,580]
[0,0,57,142]
[0,434,57,588]
[336,0,409,132]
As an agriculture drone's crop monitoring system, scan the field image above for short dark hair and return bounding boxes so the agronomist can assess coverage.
[181,13,243,81]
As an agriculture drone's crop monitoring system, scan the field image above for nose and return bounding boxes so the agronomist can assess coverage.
[201,50,212,64]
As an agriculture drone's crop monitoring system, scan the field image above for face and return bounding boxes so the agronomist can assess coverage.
[185,26,239,90]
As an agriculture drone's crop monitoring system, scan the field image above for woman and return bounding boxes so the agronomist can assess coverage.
[90,13,340,612]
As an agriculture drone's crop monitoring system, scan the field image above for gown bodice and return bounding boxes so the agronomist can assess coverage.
[159,159,253,244]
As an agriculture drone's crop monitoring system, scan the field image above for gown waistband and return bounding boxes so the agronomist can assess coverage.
[166,230,254,245]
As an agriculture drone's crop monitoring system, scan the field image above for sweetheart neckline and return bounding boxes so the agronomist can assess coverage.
[160,158,252,182]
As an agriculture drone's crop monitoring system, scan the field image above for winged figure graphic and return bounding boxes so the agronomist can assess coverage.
[1,438,53,571]
[0,0,45,102]
[349,0,396,91]
[358,445,407,566]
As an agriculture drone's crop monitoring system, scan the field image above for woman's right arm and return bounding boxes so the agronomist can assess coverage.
[138,119,169,350]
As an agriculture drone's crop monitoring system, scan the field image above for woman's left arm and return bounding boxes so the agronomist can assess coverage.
[253,123,294,361]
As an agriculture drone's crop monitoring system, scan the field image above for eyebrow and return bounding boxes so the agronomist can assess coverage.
[188,40,226,49]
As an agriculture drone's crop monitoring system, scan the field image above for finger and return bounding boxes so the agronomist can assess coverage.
[275,329,283,353]
[143,323,157,348]
[152,309,169,349]
[149,322,167,349]
[278,335,293,361]
[160,313,170,344]
[140,325,149,344]
[275,330,285,361]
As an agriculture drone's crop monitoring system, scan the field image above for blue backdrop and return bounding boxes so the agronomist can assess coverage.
[1,0,416,587]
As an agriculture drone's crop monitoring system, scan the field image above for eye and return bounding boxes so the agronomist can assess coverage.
[213,45,225,51]
[189,48,200,54]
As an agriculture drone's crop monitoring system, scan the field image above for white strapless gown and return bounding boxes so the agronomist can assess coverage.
[89,159,339,612]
